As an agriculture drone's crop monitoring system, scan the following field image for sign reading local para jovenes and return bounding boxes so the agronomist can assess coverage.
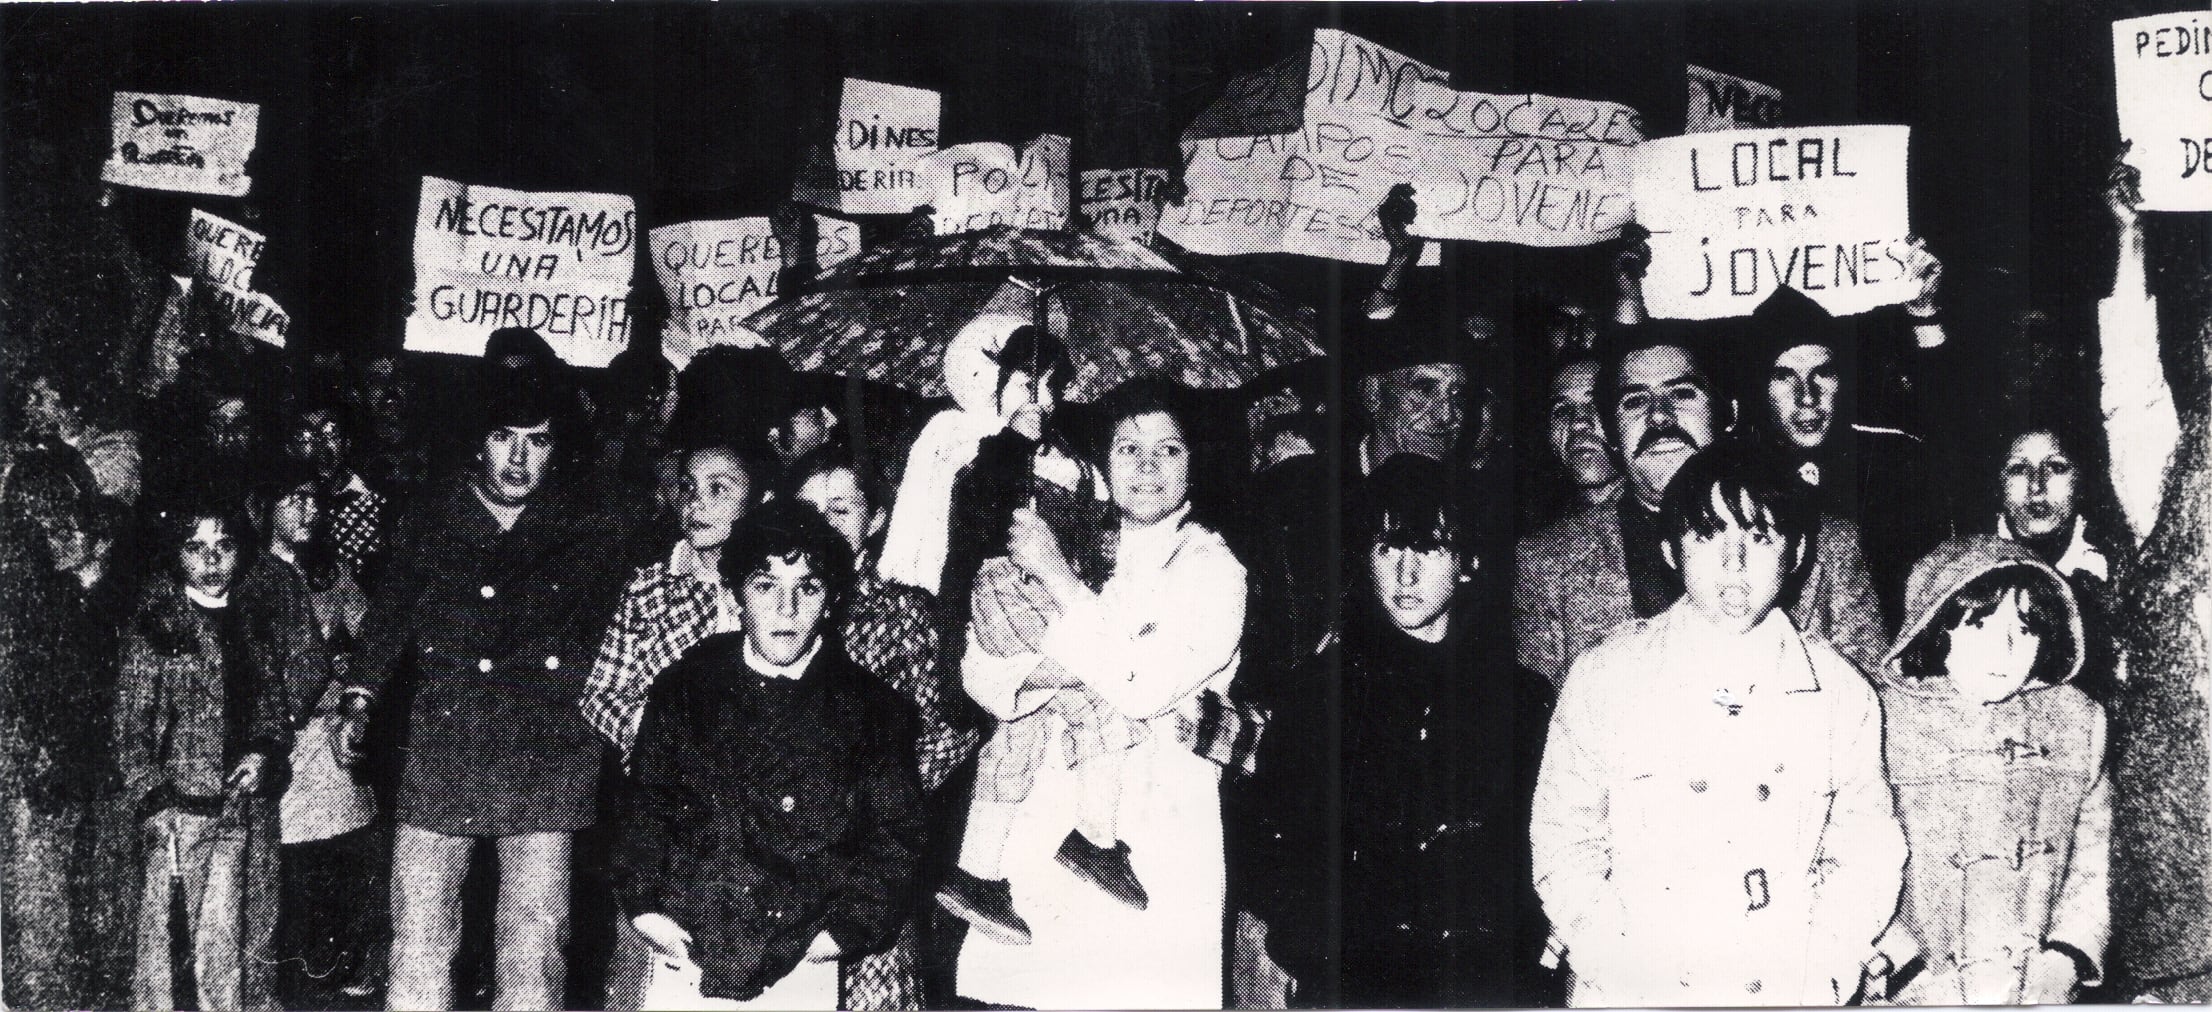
[405,175,638,367]
[2114,11,2212,212]
[101,92,259,197]
[1634,125,1913,320]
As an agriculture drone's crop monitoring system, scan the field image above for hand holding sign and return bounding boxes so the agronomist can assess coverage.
[1634,125,1914,320]
[2114,12,2212,211]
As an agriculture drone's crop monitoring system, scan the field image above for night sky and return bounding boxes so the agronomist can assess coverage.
[0,1,2195,360]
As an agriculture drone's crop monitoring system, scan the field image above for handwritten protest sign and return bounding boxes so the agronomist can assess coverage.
[185,209,288,347]
[101,92,259,197]
[921,135,1071,234]
[1634,125,1912,320]
[2114,11,2212,211]
[1685,65,1783,134]
[1080,168,1169,243]
[405,175,638,367]
[1163,29,1644,264]
[651,218,785,368]
[794,79,942,215]
[815,215,861,270]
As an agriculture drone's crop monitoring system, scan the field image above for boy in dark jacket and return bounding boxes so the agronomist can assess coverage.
[614,500,927,1010]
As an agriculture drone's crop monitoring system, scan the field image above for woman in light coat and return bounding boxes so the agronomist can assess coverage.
[953,378,1247,1009]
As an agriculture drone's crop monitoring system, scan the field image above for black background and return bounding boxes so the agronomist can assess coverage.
[3,0,2193,362]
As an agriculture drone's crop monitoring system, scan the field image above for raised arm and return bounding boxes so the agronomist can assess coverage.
[2097,153,2177,546]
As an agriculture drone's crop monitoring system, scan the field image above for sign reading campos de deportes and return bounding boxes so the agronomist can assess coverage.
[406,175,638,367]
[184,209,288,347]
[1163,29,1644,264]
[101,91,259,197]
[794,79,943,215]
[920,135,1072,234]
[2114,11,2212,212]
[1634,125,1913,321]
[1684,65,1783,134]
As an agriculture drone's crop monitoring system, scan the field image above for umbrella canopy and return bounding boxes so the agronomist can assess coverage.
[746,225,1321,403]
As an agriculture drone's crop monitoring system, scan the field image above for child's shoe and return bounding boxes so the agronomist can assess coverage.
[936,868,1034,945]
[1055,830,1149,910]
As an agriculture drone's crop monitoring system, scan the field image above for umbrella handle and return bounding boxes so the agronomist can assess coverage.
[168,817,185,880]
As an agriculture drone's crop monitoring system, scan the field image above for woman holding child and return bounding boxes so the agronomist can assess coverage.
[948,378,1247,1009]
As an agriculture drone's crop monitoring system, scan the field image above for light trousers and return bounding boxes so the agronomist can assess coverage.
[385,823,571,1011]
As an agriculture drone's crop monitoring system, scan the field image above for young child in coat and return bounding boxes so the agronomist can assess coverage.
[1531,444,1906,1007]
[116,500,291,1012]
[1868,534,2107,1005]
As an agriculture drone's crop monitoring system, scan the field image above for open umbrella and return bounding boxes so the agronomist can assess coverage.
[744,224,1321,403]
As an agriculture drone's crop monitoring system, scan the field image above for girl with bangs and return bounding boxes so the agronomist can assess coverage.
[1250,452,1557,1007]
[1866,535,2107,1005]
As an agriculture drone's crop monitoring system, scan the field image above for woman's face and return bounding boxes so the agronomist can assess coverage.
[2001,431,2077,541]
[1947,587,2044,705]
[1108,410,1190,526]
[273,485,321,549]
[680,448,751,553]
[797,466,871,554]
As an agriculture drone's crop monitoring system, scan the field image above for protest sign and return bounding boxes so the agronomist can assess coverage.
[2114,11,2212,211]
[815,215,861,270]
[1162,29,1644,264]
[651,217,785,368]
[794,79,942,215]
[1685,65,1783,134]
[1080,168,1169,243]
[405,175,638,367]
[921,134,1072,234]
[1633,125,1912,320]
[101,92,259,197]
[184,209,288,347]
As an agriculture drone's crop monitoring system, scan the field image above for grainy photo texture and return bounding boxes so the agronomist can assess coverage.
[0,2,2208,1010]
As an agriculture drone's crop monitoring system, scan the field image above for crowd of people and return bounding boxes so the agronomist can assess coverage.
[0,120,2204,1012]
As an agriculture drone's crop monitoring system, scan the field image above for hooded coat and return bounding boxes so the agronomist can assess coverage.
[1872,535,2108,1004]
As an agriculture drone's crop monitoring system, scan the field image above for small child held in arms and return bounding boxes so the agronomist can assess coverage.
[1866,535,2107,1005]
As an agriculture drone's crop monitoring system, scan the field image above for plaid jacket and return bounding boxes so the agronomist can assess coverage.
[844,568,977,793]
[327,476,388,589]
[582,547,728,761]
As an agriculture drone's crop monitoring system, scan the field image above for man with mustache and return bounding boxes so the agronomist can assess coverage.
[341,357,645,1010]
[1739,286,1955,625]
[1514,325,1886,687]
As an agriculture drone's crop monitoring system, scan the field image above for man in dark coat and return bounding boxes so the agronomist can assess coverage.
[1250,454,1556,1008]
[612,500,926,1009]
[343,356,643,1010]
[1733,286,1956,624]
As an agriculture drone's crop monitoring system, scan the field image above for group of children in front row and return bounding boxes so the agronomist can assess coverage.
[108,423,2105,1009]
[1533,442,2107,1008]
